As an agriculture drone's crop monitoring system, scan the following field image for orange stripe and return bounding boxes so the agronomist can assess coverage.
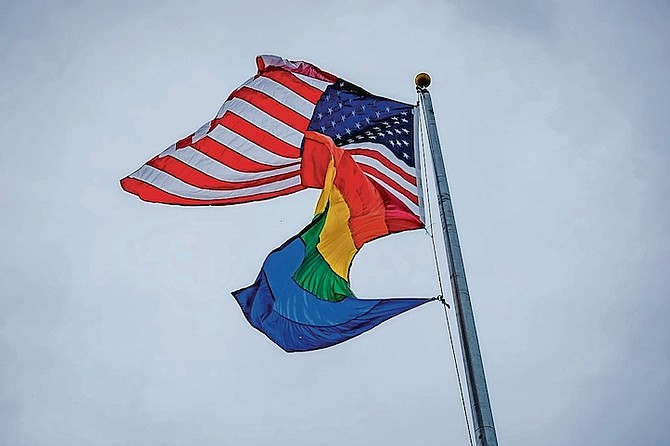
[301,130,422,257]
[302,132,389,250]
[331,149,389,248]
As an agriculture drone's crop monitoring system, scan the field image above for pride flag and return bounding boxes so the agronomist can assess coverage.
[233,133,431,352]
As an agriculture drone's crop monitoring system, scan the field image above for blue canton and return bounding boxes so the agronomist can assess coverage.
[307,80,415,167]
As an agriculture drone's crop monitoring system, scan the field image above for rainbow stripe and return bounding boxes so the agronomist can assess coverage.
[295,132,423,302]
[232,132,429,352]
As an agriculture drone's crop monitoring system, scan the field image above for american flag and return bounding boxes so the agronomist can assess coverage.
[121,55,422,219]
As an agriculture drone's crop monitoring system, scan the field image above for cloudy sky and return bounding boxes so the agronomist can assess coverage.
[1,1,668,445]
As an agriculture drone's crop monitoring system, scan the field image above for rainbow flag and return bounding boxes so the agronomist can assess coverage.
[233,133,432,352]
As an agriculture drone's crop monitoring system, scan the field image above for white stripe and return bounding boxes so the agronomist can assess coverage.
[245,76,315,119]
[192,121,210,144]
[293,72,332,91]
[217,76,254,118]
[208,125,297,167]
[217,98,304,149]
[365,172,421,217]
[351,154,417,197]
[130,165,303,200]
[166,146,301,182]
[341,142,415,176]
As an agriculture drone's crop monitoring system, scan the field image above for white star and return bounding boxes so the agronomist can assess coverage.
[351,110,356,116]
[390,140,396,147]
[401,111,408,116]
[321,126,327,132]
[401,118,408,123]
[325,94,330,101]
[375,111,381,118]
[355,122,362,129]
[341,115,346,122]
[403,152,410,159]
[395,129,402,134]
[402,128,410,134]
[335,133,341,139]
[365,117,371,124]
[348,138,354,143]
[391,116,398,121]
[338,102,343,109]
[387,130,393,135]
[331,121,337,127]
[385,106,390,112]
[361,104,366,111]
[327,107,333,114]
[378,132,385,137]
[355,135,363,140]
[370,135,377,140]
[345,127,352,135]
[317,112,323,119]
[403,140,410,146]
[373,126,381,131]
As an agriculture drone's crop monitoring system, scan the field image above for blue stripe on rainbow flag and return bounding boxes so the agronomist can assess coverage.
[232,235,430,352]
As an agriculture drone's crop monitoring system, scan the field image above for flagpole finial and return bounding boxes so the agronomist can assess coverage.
[415,72,431,89]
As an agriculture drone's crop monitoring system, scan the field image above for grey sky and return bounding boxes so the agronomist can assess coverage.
[1,1,668,445]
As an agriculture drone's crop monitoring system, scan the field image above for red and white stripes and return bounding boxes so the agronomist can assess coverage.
[121,55,423,219]
[121,58,334,205]
[343,143,421,218]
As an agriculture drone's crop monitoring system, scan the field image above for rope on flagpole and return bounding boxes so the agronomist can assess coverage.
[417,101,474,446]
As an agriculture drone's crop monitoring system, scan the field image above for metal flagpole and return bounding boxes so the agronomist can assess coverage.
[415,73,499,446]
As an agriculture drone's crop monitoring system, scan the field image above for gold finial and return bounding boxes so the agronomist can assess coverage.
[415,72,431,89]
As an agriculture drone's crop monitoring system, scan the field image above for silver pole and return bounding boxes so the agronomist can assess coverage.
[415,73,498,446]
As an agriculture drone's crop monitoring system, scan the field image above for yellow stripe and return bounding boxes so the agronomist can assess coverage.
[314,159,335,215]
[316,184,357,280]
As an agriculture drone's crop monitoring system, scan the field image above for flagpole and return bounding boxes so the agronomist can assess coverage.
[415,73,499,446]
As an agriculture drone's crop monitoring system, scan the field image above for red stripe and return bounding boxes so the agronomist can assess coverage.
[176,133,194,149]
[260,70,324,104]
[256,56,338,83]
[146,156,300,190]
[120,177,305,206]
[230,87,310,131]
[346,148,417,185]
[211,111,301,159]
[359,165,419,205]
[373,182,423,233]
[190,136,299,173]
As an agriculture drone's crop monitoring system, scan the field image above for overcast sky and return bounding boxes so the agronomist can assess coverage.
[1,1,669,445]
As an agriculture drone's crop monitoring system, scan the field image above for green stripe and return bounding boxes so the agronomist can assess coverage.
[294,208,353,302]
